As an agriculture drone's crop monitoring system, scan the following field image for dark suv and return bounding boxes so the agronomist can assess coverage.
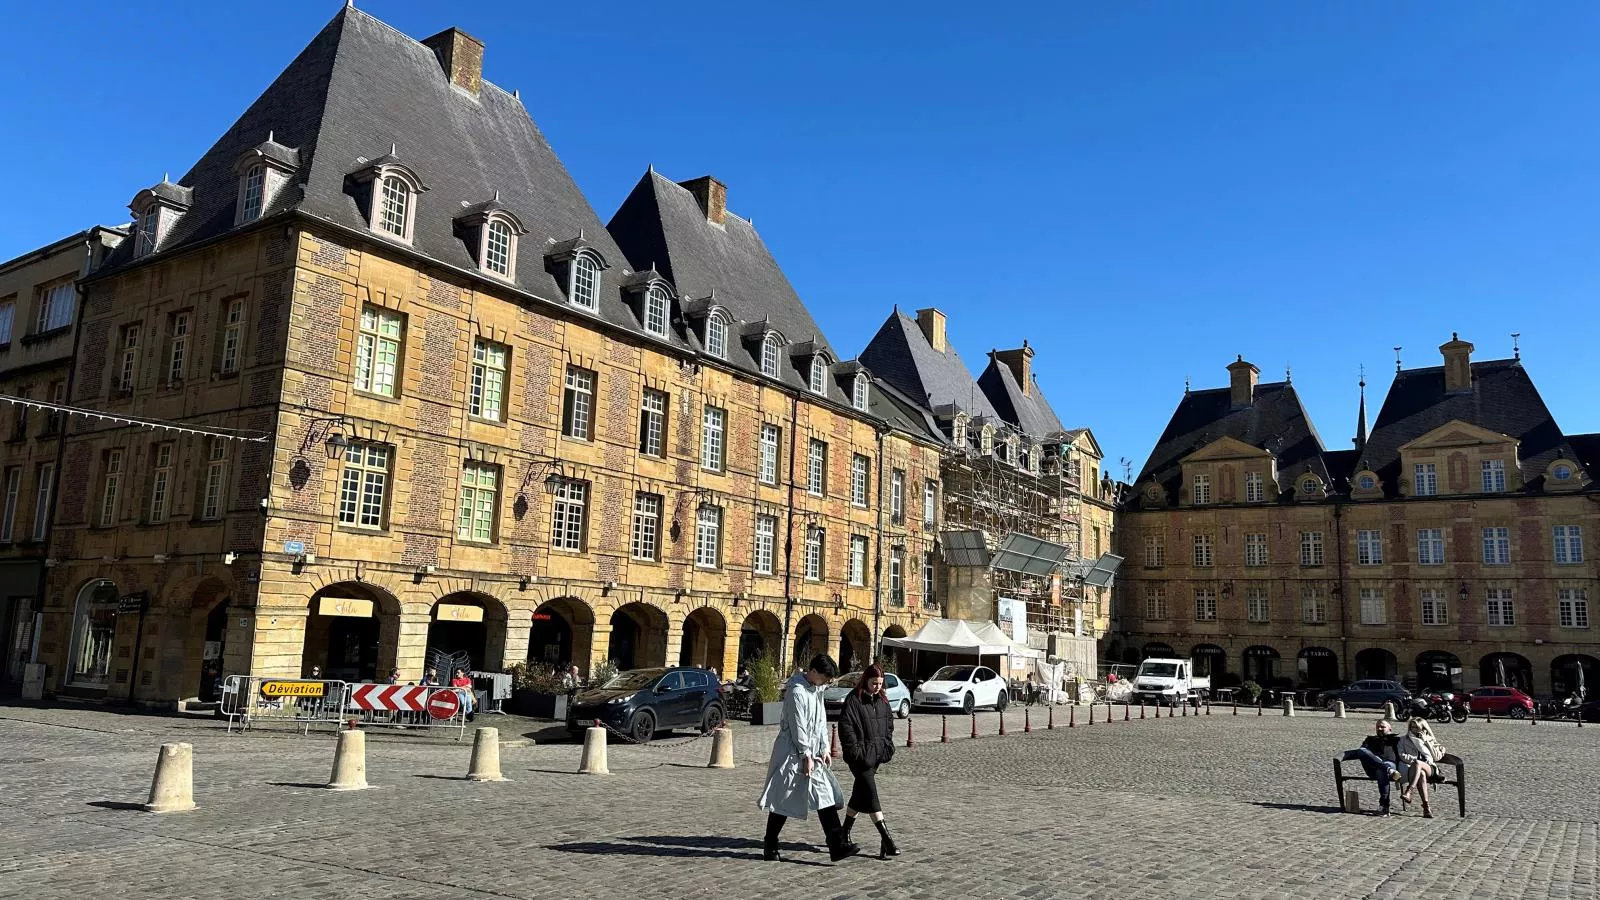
[1324,679,1409,710]
[567,667,726,743]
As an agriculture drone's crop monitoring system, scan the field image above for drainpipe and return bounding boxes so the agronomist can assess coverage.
[871,426,886,662]
[781,391,799,667]
[1333,500,1349,683]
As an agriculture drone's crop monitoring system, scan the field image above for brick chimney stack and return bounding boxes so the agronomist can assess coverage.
[993,341,1035,397]
[1228,355,1259,408]
[915,308,947,353]
[1440,332,1474,392]
[421,28,485,97]
[678,176,727,225]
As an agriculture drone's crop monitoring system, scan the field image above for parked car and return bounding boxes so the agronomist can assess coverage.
[1131,658,1210,707]
[912,665,1009,713]
[824,671,913,719]
[1323,679,1410,711]
[567,666,726,743]
[1466,686,1535,718]
[1579,697,1600,724]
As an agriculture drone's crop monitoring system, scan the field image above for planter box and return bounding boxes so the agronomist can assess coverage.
[508,691,569,720]
[750,701,784,726]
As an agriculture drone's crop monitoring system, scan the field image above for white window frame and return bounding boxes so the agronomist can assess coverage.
[167,311,191,384]
[889,548,905,598]
[1417,528,1445,566]
[1301,588,1327,624]
[1558,588,1589,629]
[1244,471,1264,503]
[807,439,827,496]
[1246,587,1269,623]
[852,375,869,411]
[705,313,728,359]
[850,455,870,507]
[148,442,173,523]
[1356,529,1382,566]
[36,280,75,333]
[561,366,596,440]
[0,467,19,542]
[1553,525,1584,565]
[219,299,244,374]
[1145,534,1165,567]
[758,424,780,486]
[570,254,600,310]
[1194,589,1217,621]
[1420,589,1448,625]
[923,553,936,604]
[923,480,937,527]
[456,463,499,543]
[1481,459,1506,493]
[804,527,823,581]
[695,505,723,569]
[1486,588,1515,627]
[809,356,827,394]
[135,206,160,257]
[469,340,508,422]
[201,440,227,520]
[484,219,514,278]
[1192,473,1211,505]
[643,285,669,337]
[32,463,52,541]
[849,534,868,586]
[700,405,726,473]
[549,479,588,552]
[338,443,391,530]
[1144,586,1168,619]
[1299,531,1325,566]
[630,493,661,561]
[1481,527,1510,566]
[1359,587,1386,625]
[377,175,412,239]
[241,164,265,223]
[638,389,667,458]
[890,470,905,522]
[355,306,402,397]
[99,451,122,528]
[1192,534,1214,567]
[118,323,140,391]
[1413,462,1437,496]
[760,334,781,378]
[754,515,776,575]
[1244,533,1268,567]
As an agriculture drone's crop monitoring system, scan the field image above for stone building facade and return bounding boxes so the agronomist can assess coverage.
[1112,338,1599,698]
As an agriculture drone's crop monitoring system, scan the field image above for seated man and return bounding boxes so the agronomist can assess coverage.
[1338,719,1401,814]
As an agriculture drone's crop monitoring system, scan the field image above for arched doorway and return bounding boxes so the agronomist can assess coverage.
[680,607,727,672]
[304,583,399,683]
[1190,644,1227,680]
[880,624,910,675]
[1479,652,1532,693]
[1354,648,1398,682]
[738,610,782,666]
[1551,654,1597,697]
[608,602,668,670]
[426,593,508,673]
[793,614,829,667]
[65,579,120,690]
[840,619,872,673]
[1241,645,1280,685]
[529,597,594,674]
[1415,650,1461,692]
[1140,641,1175,660]
[1297,647,1339,688]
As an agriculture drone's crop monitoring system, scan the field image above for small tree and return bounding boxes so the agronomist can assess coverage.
[590,659,619,688]
[873,652,898,675]
[748,652,783,704]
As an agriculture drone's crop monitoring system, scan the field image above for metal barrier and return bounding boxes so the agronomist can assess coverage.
[340,682,471,739]
[222,676,351,735]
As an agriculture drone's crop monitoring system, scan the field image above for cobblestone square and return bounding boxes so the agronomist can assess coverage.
[2,703,1595,899]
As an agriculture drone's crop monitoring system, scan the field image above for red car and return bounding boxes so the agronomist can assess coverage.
[1467,686,1535,717]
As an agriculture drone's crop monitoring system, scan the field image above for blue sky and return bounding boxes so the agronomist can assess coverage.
[5,2,1598,475]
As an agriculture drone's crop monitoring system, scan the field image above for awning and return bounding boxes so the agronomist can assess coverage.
[881,618,1041,657]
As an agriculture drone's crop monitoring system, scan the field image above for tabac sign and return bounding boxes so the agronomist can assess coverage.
[260,680,325,698]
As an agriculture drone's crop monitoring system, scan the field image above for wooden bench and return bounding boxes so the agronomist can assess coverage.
[1334,752,1466,817]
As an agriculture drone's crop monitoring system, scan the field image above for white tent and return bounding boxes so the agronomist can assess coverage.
[881,618,1042,658]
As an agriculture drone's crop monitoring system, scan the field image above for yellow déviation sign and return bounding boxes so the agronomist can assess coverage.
[318,596,374,618]
[435,603,484,623]
[260,680,325,698]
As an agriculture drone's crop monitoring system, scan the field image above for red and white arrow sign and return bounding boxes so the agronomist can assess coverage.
[350,683,427,712]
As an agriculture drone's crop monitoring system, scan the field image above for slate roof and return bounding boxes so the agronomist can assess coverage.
[1130,381,1331,507]
[1567,433,1600,478]
[977,356,1064,438]
[1361,358,1592,494]
[860,311,1000,423]
[1322,449,1360,486]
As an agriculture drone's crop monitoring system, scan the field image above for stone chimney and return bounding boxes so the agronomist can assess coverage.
[1227,355,1259,408]
[422,28,485,97]
[678,176,727,225]
[993,341,1035,397]
[915,308,947,353]
[1440,332,1474,392]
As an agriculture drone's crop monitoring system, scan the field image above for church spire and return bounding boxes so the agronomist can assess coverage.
[1353,365,1368,452]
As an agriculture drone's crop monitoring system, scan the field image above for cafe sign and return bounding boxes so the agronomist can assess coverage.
[318,596,373,618]
[435,603,483,623]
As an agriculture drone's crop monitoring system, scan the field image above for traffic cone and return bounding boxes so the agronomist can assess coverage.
[941,716,949,743]
[906,717,915,747]
[467,727,507,782]
[1024,708,1032,733]
[143,743,197,813]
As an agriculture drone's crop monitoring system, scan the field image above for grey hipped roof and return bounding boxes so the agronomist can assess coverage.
[977,356,1064,438]
[860,311,1000,423]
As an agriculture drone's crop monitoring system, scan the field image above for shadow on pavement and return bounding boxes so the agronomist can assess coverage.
[266,781,331,789]
[547,835,828,865]
[1248,801,1344,815]
[86,800,145,811]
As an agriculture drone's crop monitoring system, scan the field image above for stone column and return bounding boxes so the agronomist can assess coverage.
[393,611,430,680]
[499,610,531,669]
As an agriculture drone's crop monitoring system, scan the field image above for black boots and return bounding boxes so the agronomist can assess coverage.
[763,813,785,861]
[820,807,861,862]
[875,819,900,858]
[841,816,856,847]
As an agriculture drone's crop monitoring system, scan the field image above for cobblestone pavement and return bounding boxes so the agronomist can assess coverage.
[1,702,1595,900]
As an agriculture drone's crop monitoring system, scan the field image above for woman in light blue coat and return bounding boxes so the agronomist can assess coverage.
[758,654,861,862]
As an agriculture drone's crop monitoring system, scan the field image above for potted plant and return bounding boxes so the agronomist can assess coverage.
[505,663,571,719]
[1237,680,1262,706]
[748,653,785,725]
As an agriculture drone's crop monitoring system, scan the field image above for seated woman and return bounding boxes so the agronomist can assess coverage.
[1397,717,1446,818]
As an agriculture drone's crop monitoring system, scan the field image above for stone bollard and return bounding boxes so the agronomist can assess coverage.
[1124,703,1130,721]
[1282,697,1295,717]
[999,711,1008,736]
[906,718,915,747]
[1233,700,1238,716]
[1024,708,1032,733]
[1181,700,1188,717]
[942,716,950,743]
[1335,700,1347,719]
[971,712,979,738]
[830,724,842,758]
[143,742,197,813]
[1383,701,1398,720]
[328,729,369,791]
[1048,706,1055,730]
[1205,701,1211,716]
[1140,702,1146,720]
[1068,704,1076,728]
[467,727,507,782]
[1168,703,1175,719]
[1086,703,1095,726]
[578,723,610,775]
[707,726,735,769]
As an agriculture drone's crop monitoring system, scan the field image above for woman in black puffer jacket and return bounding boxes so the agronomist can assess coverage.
[837,664,900,858]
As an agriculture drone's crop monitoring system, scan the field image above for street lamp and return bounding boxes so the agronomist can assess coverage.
[324,432,348,461]
[1458,583,1470,603]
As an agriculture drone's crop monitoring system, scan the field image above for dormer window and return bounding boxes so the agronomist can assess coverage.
[706,312,729,359]
[572,255,600,310]
[135,207,160,256]
[485,220,513,276]
[233,135,300,227]
[761,334,782,378]
[128,180,193,259]
[241,166,265,222]
[851,375,869,412]
[378,176,410,236]
[952,414,968,448]
[980,425,995,455]
[455,202,526,282]
[348,156,426,244]
[808,356,828,394]
[644,285,669,337]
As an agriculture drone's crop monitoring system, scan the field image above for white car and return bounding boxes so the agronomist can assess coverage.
[912,665,1010,713]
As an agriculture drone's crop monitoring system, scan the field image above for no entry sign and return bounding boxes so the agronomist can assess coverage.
[426,689,461,720]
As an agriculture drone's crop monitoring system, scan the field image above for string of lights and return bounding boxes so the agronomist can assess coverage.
[0,394,271,443]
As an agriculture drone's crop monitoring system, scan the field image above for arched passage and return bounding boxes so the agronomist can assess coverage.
[1415,650,1461,692]
[839,619,872,673]
[304,582,400,682]
[880,624,910,675]
[65,579,120,690]
[1241,645,1280,686]
[679,607,727,672]
[1354,648,1398,682]
[173,578,230,702]
[1551,654,1597,697]
[1190,644,1227,680]
[739,610,782,666]
[529,597,595,674]
[1480,652,1532,693]
[793,614,830,667]
[609,602,668,670]
[1297,647,1339,688]
[427,593,509,673]
[1140,641,1175,660]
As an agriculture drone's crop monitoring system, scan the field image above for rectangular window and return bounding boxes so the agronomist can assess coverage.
[148,443,173,523]
[549,479,588,551]
[807,439,827,496]
[1558,588,1589,629]
[0,300,13,344]
[700,406,726,472]
[758,424,781,486]
[695,506,723,569]
[850,455,870,507]
[1192,534,1214,567]
[1359,588,1386,625]
[201,440,227,520]
[1299,531,1324,566]
[1356,529,1382,566]
[35,280,75,333]
[469,340,508,422]
[804,527,823,580]
[0,467,19,541]
[630,493,661,561]
[849,535,868,586]
[1144,586,1168,620]
[1481,527,1510,566]
[32,463,52,540]
[890,470,905,522]
[99,450,123,527]
[1194,589,1217,621]
[561,366,596,440]
[1192,473,1211,505]
[754,515,776,575]
[456,464,499,543]
[1553,525,1584,565]
[1244,471,1264,503]
[890,548,905,598]
[1145,534,1165,567]
[923,480,937,527]
[1420,589,1448,626]
[219,299,244,374]
[1486,588,1515,627]
[118,323,140,391]
[355,306,402,397]
[1244,533,1268,567]
[43,381,64,435]
[1481,459,1506,493]
[1301,588,1327,624]
[1417,528,1445,565]
[338,443,390,529]
[923,553,936,604]
[1413,462,1437,496]
[638,389,667,457]
[1246,587,1269,623]
[167,311,191,384]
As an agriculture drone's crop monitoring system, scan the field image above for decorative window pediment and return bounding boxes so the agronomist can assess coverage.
[1295,471,1325,501]
[1350,468,1383,498]
[742,324,786,378]
[621,269,677,338]
[1545,456,1588,492]
[456,198,527,281]
[348,154,427,243]
[232,134,300,225]
[129,179,194,258]
[545,237,610,311]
